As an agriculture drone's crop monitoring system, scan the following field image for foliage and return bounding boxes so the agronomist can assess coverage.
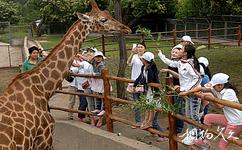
[121,0,166,18]
[135,26,162,48]
[135,26,153,40]
[0,0,20,23]
[176,0,242,18]
[133,86,180,114]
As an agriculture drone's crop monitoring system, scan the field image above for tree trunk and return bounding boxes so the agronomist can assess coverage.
[113,0,127,99]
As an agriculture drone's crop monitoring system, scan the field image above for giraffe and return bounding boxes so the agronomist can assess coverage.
[0,0,131,149]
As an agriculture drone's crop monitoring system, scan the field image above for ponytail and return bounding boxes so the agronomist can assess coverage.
[224,82,239,94]
[184,45,200,72]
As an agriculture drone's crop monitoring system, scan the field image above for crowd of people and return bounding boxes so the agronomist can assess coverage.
[22,35,242,149]
[127,35,242,149]
[66,48,106,128]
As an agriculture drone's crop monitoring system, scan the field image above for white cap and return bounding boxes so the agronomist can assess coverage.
[209,73,229,86]
[172,44,183,51]
[90,47,98,52]
[94,51,106,59]
[142,52,154,62]
[182,35,194,45]
[198,57,209,67]
[70,67,79,73]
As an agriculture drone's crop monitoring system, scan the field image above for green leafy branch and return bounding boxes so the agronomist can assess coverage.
[135,26,162,48]
[133,85,181,114]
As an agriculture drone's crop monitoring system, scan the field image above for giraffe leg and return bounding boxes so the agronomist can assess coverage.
[34,113,55,150]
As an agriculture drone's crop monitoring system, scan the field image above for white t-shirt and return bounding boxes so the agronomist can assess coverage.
[69,59,81,87]
[76,61,93,90]
[158,52,201,91]
[130,54,143,80]
[212,88,242,125]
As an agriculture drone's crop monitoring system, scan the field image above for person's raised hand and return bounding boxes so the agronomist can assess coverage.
[160,68,169,73]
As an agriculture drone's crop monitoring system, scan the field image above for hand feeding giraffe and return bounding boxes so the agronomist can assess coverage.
[0,0,131,149]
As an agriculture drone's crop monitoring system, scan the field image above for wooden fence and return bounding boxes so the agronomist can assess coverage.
[84,25,241,54]
[51,69,242,150]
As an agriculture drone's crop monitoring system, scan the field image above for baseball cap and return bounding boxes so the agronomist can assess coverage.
[198,57,209,67]
[181,35,194,45]
[142,52,154,62]
[94,51,106,59]
[172,44,183,51]
[208,73,229,86]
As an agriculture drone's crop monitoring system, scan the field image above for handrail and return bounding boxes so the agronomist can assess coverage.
[51,69,242,150]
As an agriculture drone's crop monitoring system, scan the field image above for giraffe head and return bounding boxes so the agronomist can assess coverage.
[77,0,131,34]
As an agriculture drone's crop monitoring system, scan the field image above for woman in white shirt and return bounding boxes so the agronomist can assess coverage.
[127,41,146,127]
[180,73,242,150]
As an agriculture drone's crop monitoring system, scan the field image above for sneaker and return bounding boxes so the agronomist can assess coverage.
[182,135,196,145]
[156,137,168,142]
[97,110,105,116]
[140,122,152,130]
[79,118,85,122]
[91,109,101,114]
[68,116,73,120]
[131,122,141,129]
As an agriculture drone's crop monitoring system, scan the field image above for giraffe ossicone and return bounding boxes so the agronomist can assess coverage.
[0,0,131,149]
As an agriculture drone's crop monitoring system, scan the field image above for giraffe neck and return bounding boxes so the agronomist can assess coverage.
[5,20,92,102]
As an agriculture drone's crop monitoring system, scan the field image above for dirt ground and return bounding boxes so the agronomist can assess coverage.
[50,81,242,150]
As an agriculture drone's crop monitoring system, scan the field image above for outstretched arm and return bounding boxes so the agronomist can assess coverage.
[160,68,179,79]
[158,50,179,68]
[179,87,212,96]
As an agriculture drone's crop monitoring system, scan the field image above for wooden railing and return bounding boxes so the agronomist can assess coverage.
[51,69,242,150]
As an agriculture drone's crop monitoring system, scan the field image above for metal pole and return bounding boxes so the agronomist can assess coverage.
[8,45,12,67]
[208,24,211,49]
[238,25,241,47]
[101,34,105,55]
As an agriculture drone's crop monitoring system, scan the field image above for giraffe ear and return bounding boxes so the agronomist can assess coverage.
[77,13,90,21]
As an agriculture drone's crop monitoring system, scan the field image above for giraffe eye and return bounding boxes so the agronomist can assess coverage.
[100,18,108,23]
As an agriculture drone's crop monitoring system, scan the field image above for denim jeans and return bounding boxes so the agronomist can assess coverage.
[201,104,209,124]
[185,96,201,137]
[95,93,103,110]
[84,88,95,112]
[133,93,141,123]
[173,96,185,133]
[78,90,87,119]
[152,111,164,131]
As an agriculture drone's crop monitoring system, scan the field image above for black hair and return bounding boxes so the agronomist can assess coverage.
[147,59,158,79]
[224,82,239,94]
[184,44,200,72]
[28,46,39,54]
[199,63,212,79]
[138,40,146,48]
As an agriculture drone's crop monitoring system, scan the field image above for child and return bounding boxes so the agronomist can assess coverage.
[133,52,160,130]
[91,51,106,127]
[167,44,185,134]
[158,44,202,145]
[179,73,242,150]
[198,56,211,123]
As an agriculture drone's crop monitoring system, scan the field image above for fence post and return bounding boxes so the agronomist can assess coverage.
[208,24,211,49]
[173,29,176,46]
[102,69,113,132]
[166,77,178,150]
[102,34,106,55]
[238,25,241,47]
